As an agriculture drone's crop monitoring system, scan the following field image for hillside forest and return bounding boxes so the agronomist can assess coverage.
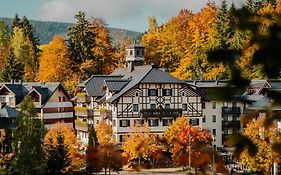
[0,0,280,95]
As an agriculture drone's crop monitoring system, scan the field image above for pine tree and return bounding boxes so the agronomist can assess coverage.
[11,14,21,31]
[0,20,10,71]
[12,96,46,175]
[246,0,262,13]
[46,132,71,175]
[86,127,99,174]
[214,0,232,49]
[67,11,96,79]
[1,48,24,82]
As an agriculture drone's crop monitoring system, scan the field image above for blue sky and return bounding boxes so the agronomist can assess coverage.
[0,0,244,32]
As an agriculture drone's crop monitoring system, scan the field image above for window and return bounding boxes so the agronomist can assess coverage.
[182,92,185,96]
[119,135,125,142]
[113,120,116,127]
[96,120,99,124]
[202,115,206,123]
[212,102,216,109]
[63,96,66,102]
[130,50,133,55]
[148,89,157,96]
[212,115,216,122]
[120,120,130,127]
[136,50,139,56]
[134,119,144,125]
[190,118,199,126]
[213,129,216,136]
[135,92,139,97]
[150,104,156,109]
[162,89,172,96]
[133,104,139,112]
[148,119,159,127]
[223,129,228,135]
[141,50,144,55]
[182,104,187,111]
[232,115,237,121]
[165,104,170,109]
[202,101,205,109]
[58,97,61,102]
[232,102,237,107]
[0,97,5,103]
[163,119,173,126]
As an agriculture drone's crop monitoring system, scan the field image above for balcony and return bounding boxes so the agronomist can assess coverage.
[222,121,240,128]
[74,119,88,132]
[74,106,93,117]
[139,109,182,118]
[222,107,241,114]
[99,108,112,120]
[76,93,90,103]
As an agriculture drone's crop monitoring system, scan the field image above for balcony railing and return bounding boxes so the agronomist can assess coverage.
[76,93,90,103]
[222,121,240,128]
[222,107,241,114]
[139,109,182,118]
[74,107,93,117]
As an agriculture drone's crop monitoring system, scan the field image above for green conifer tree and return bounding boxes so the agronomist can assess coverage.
[12,96,46,175]
[46,132,71,175]
[67,11,96,79]
[1,48,24,82]
[11,14,21,32]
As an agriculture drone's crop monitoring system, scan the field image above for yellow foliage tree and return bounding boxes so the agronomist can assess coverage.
[122,122,157,163]
[95,120,113,145]
[11,27,36,81]
[239,116,281,173]
[38,35,77,95]
[44,123,85,173]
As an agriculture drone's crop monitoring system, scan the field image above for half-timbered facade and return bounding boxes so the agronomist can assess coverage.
[75,43,203,143]
[0,82,74,128]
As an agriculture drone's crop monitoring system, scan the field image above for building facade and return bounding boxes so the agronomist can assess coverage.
[0,82,74,128]
[74,44,203,143]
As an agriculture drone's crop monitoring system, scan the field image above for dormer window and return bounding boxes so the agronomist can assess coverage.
[142,50,144,55]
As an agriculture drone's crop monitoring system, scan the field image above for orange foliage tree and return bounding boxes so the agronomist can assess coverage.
[94,120,123,174]
[44,123,85,173]
[38,35,77,94]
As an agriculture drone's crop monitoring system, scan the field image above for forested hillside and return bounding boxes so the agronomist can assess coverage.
[0,17,142,44]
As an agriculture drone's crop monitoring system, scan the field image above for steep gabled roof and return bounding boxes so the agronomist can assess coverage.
[104,79,130,92]
[79,75,123,97]
[108,65,201,103]
[141,68,184,84]
[0,84,26,105]
[0,106,18,118]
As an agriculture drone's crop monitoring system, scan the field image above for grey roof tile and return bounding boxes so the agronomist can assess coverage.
[104,79,130,92]
[0,106,18,118]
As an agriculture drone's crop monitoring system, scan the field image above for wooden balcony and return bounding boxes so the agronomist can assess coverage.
[222,107,241,114]
[140,109,182,118]
[74,107,93,117]
[74,119,88,132]
[76,93,90,103]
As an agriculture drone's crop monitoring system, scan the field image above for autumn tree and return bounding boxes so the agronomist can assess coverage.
[67,11,96,80]
[95,120,122,174]
[37,35,77,94]
[1,48,24,82]
[44,123,84,173]
[12,96,46,175]
[239,116,281,173]
[10,27,37,81]
[46,132,71,175]
[116,37,131,67]
[122,122,157,165]
[86,127,101,174]
[90,18,118,74]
